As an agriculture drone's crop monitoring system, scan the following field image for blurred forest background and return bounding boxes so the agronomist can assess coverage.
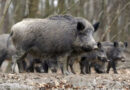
[0,0,130,49]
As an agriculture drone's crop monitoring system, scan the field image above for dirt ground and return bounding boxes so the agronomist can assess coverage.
[0,68,130,90]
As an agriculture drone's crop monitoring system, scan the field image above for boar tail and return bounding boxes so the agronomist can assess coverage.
[7,31,13,48]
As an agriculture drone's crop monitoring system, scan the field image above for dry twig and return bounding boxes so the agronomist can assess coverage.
[61,0,80,14]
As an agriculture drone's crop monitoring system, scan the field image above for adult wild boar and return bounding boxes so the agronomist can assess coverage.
[10,15,99,74]
[0,34,16,68]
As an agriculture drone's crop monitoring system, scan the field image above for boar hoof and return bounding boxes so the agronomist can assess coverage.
[63,71,70,75]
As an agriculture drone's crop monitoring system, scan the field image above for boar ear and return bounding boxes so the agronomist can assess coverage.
[124,42,128,47]
[97,42,102,48]
[93,22,100,32]
[77,22,85,31]
[113,41,119,47]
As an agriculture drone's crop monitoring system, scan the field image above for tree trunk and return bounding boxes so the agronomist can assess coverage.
[57,0,65,14]
[13,0,26,23]
[28,0,39,18]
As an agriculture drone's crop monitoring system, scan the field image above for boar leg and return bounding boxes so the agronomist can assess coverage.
[12,50,28,73]
[69,57,76,74]
[66,57,69,72]
[67,56,75,74]
[70,64,76,74]
[106,62,111,73]
[85,61,91,74]
[80,60,85,74]
[12,55,19,73]
[111,61,118,74]
[58,53,70,75]
[42,61,49,73]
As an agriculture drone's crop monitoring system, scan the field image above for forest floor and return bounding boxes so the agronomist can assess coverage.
[0,68,130,90]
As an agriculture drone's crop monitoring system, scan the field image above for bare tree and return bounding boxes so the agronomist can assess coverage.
[0,0,12,33]
[28,0,39,18]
